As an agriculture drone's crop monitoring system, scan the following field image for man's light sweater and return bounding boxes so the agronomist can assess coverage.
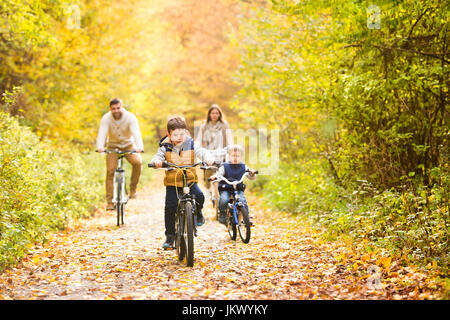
[96,108,144,150]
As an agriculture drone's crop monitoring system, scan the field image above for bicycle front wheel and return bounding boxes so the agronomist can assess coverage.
[120,204,124,225]
[116,184,121,226]
[176,208,186,260]
[227,209,237,241]
[237,206,251,243]
[184,201,194,267]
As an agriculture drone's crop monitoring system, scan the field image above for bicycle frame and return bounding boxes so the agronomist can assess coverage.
[211,170,257,241]
[229,189,245,226]
[215,172,251,225]
[174,166,199,237]
[201,161,221,218]
[98,149,139,226]
[113,154,127,205]
[148,160,204,266]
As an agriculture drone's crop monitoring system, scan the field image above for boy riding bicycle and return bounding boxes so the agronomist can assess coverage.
[210,145,256,225]
[150,116,214,249]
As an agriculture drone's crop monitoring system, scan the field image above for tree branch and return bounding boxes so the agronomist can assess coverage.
[373,44,450,64]
[341,42,449,64]
[406,7,430,41]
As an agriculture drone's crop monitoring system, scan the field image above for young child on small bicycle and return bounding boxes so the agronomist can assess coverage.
[150,116,214,249]
[210,144,256,225]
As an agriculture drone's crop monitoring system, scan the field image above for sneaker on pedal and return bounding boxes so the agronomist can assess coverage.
[196,212,205,227]
[162,234,175,249]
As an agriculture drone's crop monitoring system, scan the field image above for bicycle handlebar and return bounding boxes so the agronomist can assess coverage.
[200,160,222,171]
[208,169,258,185]
[148,161,204,170]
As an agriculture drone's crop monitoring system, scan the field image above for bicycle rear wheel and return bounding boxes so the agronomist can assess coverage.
[184,201,194,267]
[120,204,124,225]
[116,184,121,226]
[227,209,237,240]
[213,185,219,221]
[237,206,251,243]
[121,180,127,225]
[214,199,219,221]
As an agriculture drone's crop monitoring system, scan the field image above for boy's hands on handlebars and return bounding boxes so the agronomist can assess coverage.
[151,160,214,169]
[153,159,163,168]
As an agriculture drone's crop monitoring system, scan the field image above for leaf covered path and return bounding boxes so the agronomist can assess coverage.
[0,172,445,300]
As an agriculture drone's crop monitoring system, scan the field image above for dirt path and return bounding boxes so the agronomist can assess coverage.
[0,172,445,300]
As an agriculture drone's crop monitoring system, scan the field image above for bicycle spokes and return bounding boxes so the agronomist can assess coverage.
[176,211,186,259]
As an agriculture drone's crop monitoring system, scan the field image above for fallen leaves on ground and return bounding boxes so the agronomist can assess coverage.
[0,172,447,300]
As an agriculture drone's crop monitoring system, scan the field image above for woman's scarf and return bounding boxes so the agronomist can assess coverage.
[202,121,226,150]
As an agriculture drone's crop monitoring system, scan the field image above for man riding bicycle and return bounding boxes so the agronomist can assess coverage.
[96,98,144,210]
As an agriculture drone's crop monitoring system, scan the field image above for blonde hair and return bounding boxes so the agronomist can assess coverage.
[227,144,243,155]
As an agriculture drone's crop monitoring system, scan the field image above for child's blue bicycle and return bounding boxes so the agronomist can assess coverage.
[209,170,258,243]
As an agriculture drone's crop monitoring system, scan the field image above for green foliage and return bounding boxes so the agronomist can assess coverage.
[330,0,449,187]
[233,0,449,269]
[0,111,103,269]
[0,0,163,145]
[262,161,346,215]
[259,161,449,269]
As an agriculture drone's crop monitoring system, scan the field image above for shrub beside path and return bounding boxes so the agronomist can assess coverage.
[0,171,446,300]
